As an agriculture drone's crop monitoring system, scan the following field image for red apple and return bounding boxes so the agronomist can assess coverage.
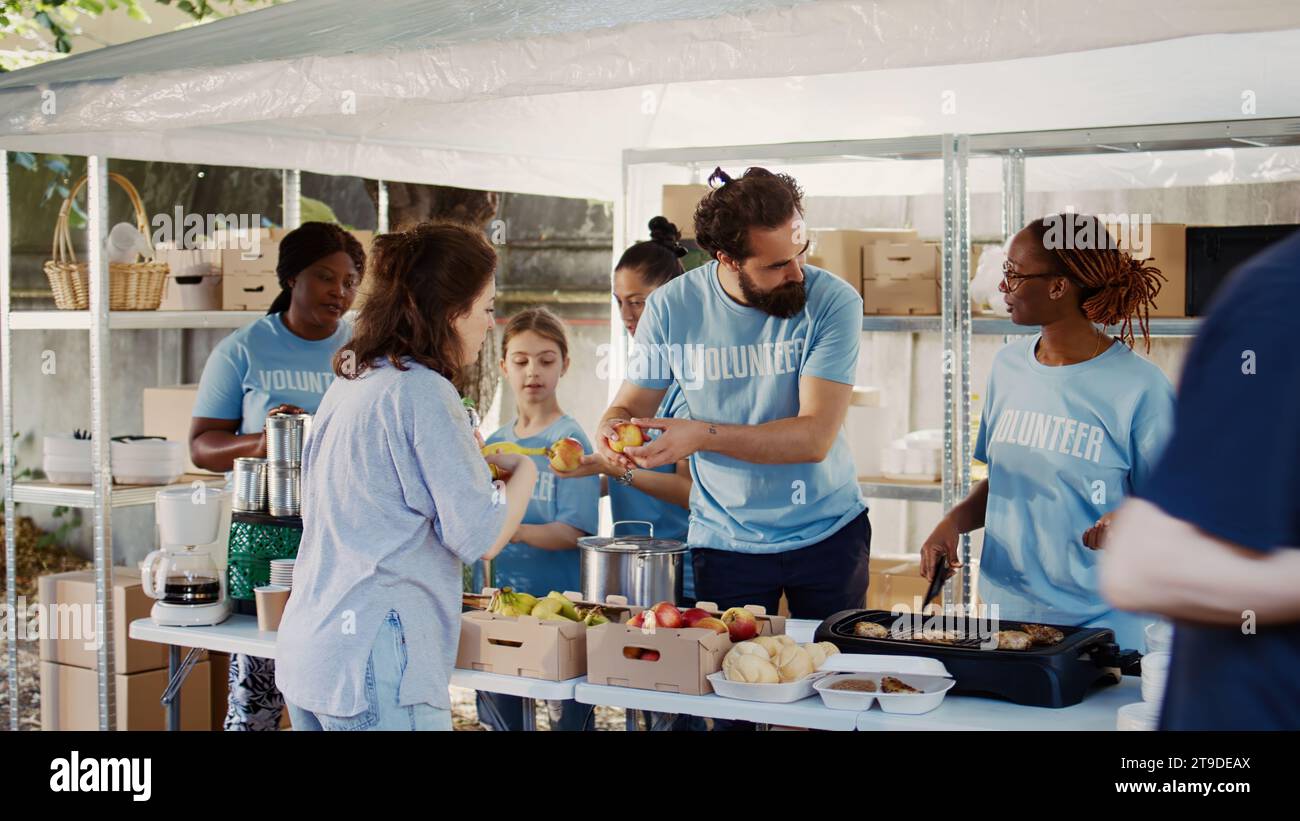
[640,650,661,662]
[650,601,683,629]
[608,423,645,454]
[623,646,642,660]
[547,437,585,473]
[721,607,760,642]
[680,607,711,627]
[627,612,645,628]
[693,616,728,635]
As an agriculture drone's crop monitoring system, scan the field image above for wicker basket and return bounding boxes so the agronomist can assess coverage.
[42,172,169,310]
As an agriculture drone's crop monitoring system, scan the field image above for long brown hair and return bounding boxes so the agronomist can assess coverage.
[501,306,570,361]
[1024,214,1166,350]
[333,222,496,383]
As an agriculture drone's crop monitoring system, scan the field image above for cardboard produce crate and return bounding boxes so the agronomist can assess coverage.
[865,240,938,280]
[862,277,939,315]
[41,660,211,731]
[809,228,918,297]
[38,568,206,675]
[586,603,784,695]
[456,590,637,681]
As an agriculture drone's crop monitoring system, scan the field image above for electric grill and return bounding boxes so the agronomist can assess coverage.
[815,609,1142,708]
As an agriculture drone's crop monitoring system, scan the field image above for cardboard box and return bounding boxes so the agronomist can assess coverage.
[456,590,638,681]
[862,276,939,315]
[586,603,784,695]
[221,271,279,311]
[867,554,935,612]
[1105,221,1186,317]
[660,184,709,238]
[41,660,211,731]
[809,228,918,296]
[143,384,221,476]
[209,651,230,731]
[865,240,938,281]
[38,568,206,675]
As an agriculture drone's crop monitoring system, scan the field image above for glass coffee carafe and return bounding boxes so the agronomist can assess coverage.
[142,545,223,606]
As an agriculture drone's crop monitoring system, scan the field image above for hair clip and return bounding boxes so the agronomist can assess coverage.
[707,167,733,189]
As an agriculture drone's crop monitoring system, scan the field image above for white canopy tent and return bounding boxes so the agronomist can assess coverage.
[4,0,1300,198]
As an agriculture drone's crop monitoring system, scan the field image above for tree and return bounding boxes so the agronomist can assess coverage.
[1,0,280,71]
[364,180,503,414]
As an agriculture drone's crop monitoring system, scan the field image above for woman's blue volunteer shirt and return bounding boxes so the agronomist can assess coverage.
[1139,232,1300,730]
[472,415,599,595]
[974,334,1175,649]
[628,261,866,554]
[608,384,695,600]
[193,312,352,431]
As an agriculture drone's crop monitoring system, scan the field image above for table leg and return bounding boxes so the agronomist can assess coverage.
[522,697,537,731]
[167,646,179,731]
[626,708,641,732]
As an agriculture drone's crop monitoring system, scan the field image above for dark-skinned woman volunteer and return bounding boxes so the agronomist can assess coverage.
[921,213,1175,650]
[190,221,364,731]
[275,222,537,731]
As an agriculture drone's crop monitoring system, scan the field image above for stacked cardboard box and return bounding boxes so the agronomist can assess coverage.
[39,568,211,731]
[809,228,939,315]
[1105,222,1187,317]
[660,185,710,238]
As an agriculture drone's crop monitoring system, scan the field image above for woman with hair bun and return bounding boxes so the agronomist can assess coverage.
[920,213,1175,649]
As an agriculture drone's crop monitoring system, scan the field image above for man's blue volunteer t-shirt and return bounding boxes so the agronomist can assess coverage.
[608,383,695,600]
[193,312,352,431]
[628,260,866,554]
[974,334,1175,650]
[473,415,599,595]
[1140,230,1300,730]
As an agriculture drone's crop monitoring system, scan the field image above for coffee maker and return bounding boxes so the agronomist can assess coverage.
[142,486,231,627]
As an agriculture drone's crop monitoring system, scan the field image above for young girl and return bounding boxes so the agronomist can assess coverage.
[474,307,599,731]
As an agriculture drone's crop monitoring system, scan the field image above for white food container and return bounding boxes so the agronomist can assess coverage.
[1117,700,1159,731]
[818,654,955,714]
[1144,621,1173,654]
[111,439,186,485]
[43,434,93,484]
[706,671,831,704]
[813,675,878,711]
[1140,651,1171,710]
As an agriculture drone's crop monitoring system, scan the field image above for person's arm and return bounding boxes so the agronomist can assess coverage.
[482,454,537,560]
[919,479,989,580]
[1102,498,1300,625]
[625,374,852,469]
[513,522,584,552]
[557,452,692,509]
[190,402,305,472]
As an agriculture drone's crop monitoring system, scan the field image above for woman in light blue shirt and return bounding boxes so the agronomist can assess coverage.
[274,223,537,731]
[921,214,1174,650]
[190,222,364,731]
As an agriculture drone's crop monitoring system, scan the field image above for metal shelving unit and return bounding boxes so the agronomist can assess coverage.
[0,159,304,731]
[858,478,943,503]
[972,317,1202,337]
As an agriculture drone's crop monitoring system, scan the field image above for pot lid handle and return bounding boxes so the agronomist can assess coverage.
[612,520,654,539]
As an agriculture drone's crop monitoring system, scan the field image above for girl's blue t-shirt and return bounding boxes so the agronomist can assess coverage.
[473,414,599,595]
[192,312,352,431]
[974,334,1175,649]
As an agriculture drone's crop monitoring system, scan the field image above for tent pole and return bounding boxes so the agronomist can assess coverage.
[1,151,18,731]
[87,156,116,731]
[282,169,301,230]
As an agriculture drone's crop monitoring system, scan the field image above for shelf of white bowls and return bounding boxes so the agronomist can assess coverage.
[17,433,207,508]
[859,430,944,503]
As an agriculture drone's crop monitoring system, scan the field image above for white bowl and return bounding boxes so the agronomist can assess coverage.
[813,674,879,711]
[114,469,185,486]
[43,434,92,459]
[706,671,829,703]
[872,674,956,714]
[1117,701,1159,731]
[45,470,93,485]
[1145,621,1173,654]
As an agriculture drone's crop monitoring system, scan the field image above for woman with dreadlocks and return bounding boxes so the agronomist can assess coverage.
[919,214,1174,649]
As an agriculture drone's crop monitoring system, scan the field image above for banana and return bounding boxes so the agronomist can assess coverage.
[546,591,581,621]
[482,442,547,457]
[531,598,565,619]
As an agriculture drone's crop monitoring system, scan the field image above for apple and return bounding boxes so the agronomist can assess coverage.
[721,607,760,642]
[623,646,642,660]
[608,423,645,454]
[546,437,584,473]
[640,650,661,662]
[627,613,645,628]
[693,617,728,635]
[650,601,683,629]
[680,607,711,627]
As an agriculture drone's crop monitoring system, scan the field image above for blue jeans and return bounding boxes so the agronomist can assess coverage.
[286,610,452,731]
[476,693,593,732]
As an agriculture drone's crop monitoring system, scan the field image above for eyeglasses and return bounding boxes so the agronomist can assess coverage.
[1000,261,1058,294]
